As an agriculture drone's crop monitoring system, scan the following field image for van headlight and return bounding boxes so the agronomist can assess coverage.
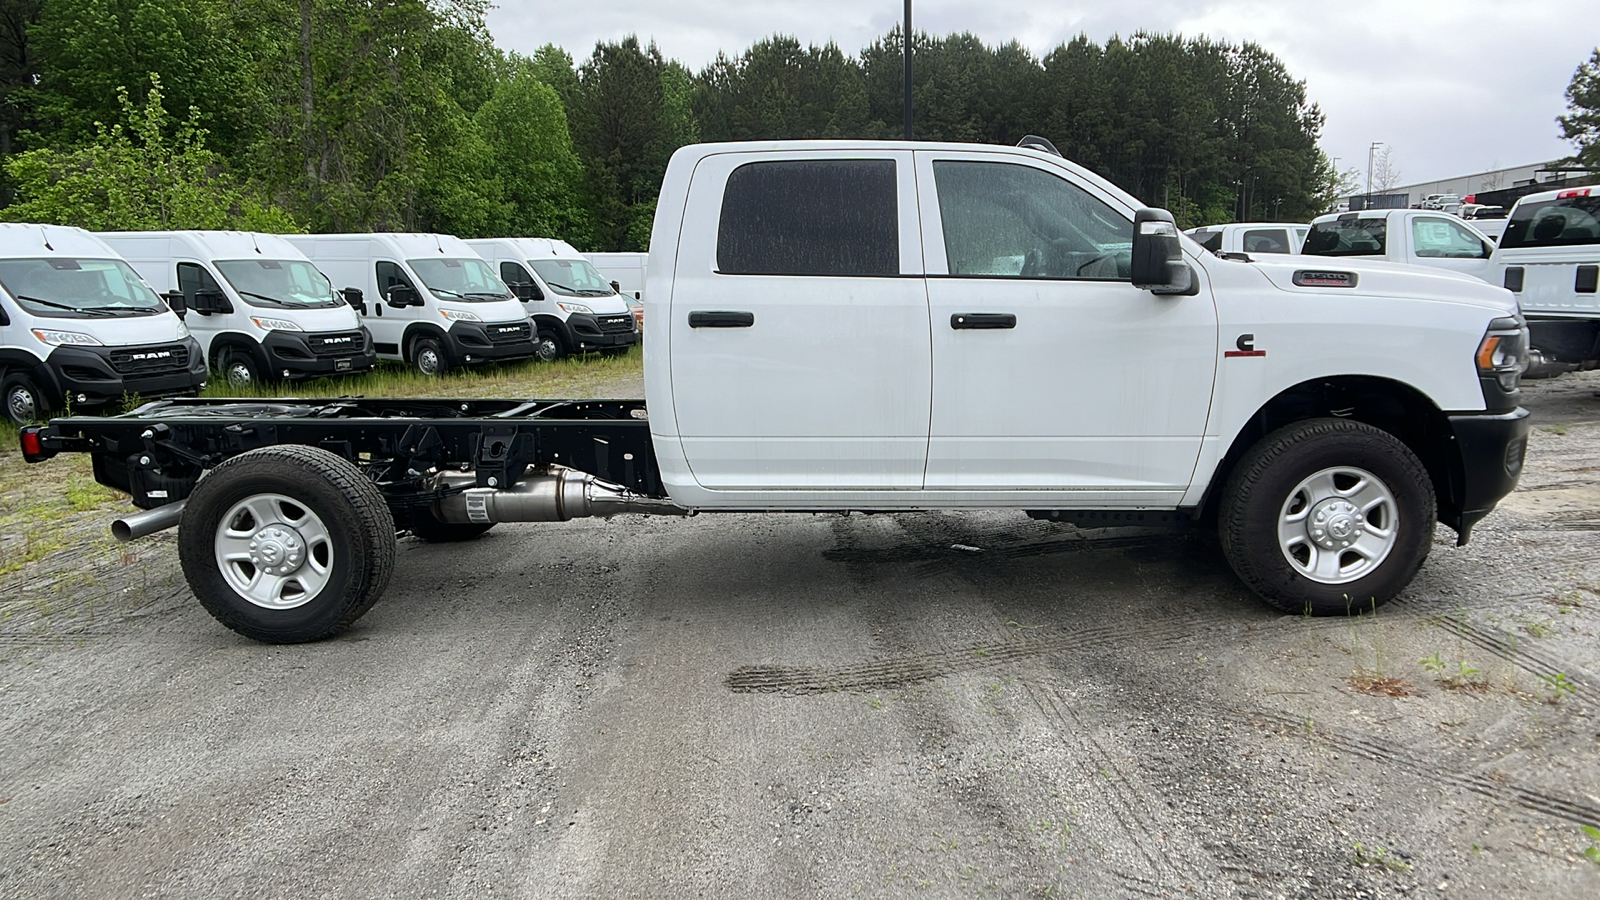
[250,316,303,332]
[556,301,594,315]
[1476,316,1529,393]
[31,329,103,346]
[175,319,190,339]
[438,309,482,323]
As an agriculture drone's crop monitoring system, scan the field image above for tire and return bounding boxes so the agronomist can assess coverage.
[534,328,565,363]
[1218,418,1434,616]
[221,348,262,387]
[2,373,48,425]
[411,335,449,376]
[178,445,396,643]
[405,507,495,543]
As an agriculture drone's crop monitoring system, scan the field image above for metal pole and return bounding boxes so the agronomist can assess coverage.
[1367,142,1380,204]
[903,1,913,140]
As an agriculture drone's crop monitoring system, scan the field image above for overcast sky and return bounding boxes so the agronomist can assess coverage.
[485,1,1597,190]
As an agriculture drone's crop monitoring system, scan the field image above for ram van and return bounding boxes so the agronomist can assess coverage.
[465,238,638,360]
[100,231,376,386]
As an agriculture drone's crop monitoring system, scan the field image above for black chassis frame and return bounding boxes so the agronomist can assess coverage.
[22,396,664,514]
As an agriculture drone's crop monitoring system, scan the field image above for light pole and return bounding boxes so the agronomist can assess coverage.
[903,1,913,140]
[1366,142,1381,207]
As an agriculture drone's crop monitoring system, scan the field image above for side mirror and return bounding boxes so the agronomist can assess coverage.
[0,302,9,326]
[609,280,622,294]
[1130,209,1197,296]
[386,284,418,308]
[509,281,537,302]
[340,287,367,315]
[161,290,188,320]
[193,289,233,315]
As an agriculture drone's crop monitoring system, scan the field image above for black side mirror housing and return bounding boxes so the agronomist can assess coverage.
[386,284,418,308]
[193,289,232,315]
[161,290,188,320]
[609,280,622,294]
[0,302,9,326]
[1130,209,1197,296]
[341,287,367,315]
[509,282,537,302]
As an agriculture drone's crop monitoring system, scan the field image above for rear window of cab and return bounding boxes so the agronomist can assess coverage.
[1500,196,1600,249]
[1303,218,1386,257]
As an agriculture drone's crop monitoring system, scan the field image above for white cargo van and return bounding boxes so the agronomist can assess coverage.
[1487,185,1600,369]
[584,250,648,330]
[0,224,205,425]
[1302,209,1494,280]
[284,233,536,375]
[100,231,376,386]
[465,238,638,361]
[1183,223,1308,256]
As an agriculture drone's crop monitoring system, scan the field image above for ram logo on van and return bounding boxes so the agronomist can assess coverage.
[129,350,173,361]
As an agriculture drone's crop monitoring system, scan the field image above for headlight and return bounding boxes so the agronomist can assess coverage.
[31,329,103,346]
[250,316,303,332]
[438,309,482,323]
[175,319,190,339]
[556,301,594,315]
[1476,316,1529,393]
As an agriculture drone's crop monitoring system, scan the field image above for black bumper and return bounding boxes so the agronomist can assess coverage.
[446,320,537,364]
[1443,406,1531,544]
[40,338,208,411]
[557,313,640,352]
[261,329,377,378]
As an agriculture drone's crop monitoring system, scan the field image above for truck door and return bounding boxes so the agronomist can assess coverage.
[914,151,1217,498]
[1409,215,1492,280]
[668,150,931,490]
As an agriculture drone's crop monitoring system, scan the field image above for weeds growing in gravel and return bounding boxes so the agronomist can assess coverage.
[1352,842,1412,872]
[1537,672,1577,703]
[1420,653,1490,691]
[1581,824,1600,866]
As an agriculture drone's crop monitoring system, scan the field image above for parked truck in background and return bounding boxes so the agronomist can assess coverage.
[1184,223,1309,256]
[1488,186,1600,374]
[1303,209,1496,280]
[20,139,1531,644]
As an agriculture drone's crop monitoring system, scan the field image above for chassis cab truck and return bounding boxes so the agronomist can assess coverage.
[1,224,205,425]
[20,139,1532,643]
[284,233,537,376]
[465,238,639,361]
[98,231,377,386]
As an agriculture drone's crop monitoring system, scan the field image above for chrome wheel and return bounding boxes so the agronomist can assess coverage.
[534,333,561,362]
[415,346,442,376]
[213,493,334,610]
[1277,466,1398,585]
[6,384,38,423]
[225,360,254,386]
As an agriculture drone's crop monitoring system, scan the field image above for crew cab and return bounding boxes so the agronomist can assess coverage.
[1304,208,1496,280]
[20,139,1531,644]
[1487,185,1600,371]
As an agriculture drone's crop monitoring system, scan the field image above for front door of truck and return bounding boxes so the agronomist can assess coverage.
[915,151,1217,500]
[668,150,931,490]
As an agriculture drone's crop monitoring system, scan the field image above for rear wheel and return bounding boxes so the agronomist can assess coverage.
[2,373,47,425]
[179,445,395,643]
[1219,418,1434,615]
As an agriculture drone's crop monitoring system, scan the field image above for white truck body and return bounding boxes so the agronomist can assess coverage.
[1486,185,1600,368]
[464,238,638,361]
[1303,209,1495,281]
[99,231,376,385]
[1184,223,1309,256]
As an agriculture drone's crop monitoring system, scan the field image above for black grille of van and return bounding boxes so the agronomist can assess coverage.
[598,315,634,334]
[487,321,531,344]
[108,343,189,375]
[307,331,365,357]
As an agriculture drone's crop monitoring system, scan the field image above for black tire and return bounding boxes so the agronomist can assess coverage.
[404,507,495,542]
[534,328,565,362]
[411,334,450,376]
[1219,418,1434,616]
[2,372,48,425]
[178,445,396,643]
[220,348,263,387]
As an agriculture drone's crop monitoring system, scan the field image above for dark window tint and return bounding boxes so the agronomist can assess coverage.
[1242,229,1291,254]
[375,261,415,301]
[1500,196,1600,249]
[176,262,222,303]
[1191,230,1223,252]
[1303,218,1387,257]
[717,159,898,276]
[500,262,531,285]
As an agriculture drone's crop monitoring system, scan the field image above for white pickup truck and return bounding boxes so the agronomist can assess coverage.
[20,138,1532,643]
[1303,209,1497,280]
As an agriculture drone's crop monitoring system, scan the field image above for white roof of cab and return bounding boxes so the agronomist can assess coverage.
[0,223,126,260]
[1507,185,1597,209]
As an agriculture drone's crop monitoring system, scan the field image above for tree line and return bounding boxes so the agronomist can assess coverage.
[0,0,1346,249]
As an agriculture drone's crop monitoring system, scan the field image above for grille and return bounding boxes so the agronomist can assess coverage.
[598,315,634,334]
[307,331,365,357]
[108,343,189,375]
[487,321,532,344]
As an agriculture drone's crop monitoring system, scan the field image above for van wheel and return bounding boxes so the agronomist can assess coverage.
[411,335,449,376]
[1219,418,1434,616]
[179,445,396,643]
[222,349,262,387]
[405,508,495,542]
[534,329,565,362]
[3,373,47,425]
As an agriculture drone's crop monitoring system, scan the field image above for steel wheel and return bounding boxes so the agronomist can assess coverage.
[412,335,446,376]
[213,493,334,609]
[224,354,256,386]
[1277,466,1398,585]
[534,330,563,362]
[4,378,41,424]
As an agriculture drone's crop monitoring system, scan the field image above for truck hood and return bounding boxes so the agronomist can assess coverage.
[1239,254,1516,315]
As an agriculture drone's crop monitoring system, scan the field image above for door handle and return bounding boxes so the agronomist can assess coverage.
[950,313,1016,330]
[689,311,755,328]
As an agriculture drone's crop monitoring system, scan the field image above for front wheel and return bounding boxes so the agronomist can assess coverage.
[1219,418,1434,615]
[178,445,396,643]
[221,348,262,387]
[2,373,48,425]
[534,329,565,363]
[411,335,449,376]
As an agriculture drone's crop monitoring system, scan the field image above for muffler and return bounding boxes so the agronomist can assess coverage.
[430,467,688,525]
[112,500,187,542]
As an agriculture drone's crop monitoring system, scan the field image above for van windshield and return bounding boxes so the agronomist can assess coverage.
[529,258,616,297]
[1303,219,1387,257]
[406,257,511,302]
[1499,196,1600,249]
[0,257,165,318]
[214,259,341,309]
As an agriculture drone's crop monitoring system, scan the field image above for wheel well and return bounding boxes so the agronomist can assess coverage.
[208,335,262,370]
[1203,376,1455,524]
[400,324,448,363]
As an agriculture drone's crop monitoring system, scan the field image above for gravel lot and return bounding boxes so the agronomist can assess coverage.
[3,372,1600,899]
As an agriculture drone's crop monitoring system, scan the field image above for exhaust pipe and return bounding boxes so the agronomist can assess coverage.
[113,500,187,542]
[431,467,689,525]
[1523,348,1578,380]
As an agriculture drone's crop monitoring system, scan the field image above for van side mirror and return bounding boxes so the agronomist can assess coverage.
[193,289,233,315]
[340,287,367,314]
[386,284,419,308]
[161,290,188,320]
[508,281,536,302]
[0,303,9,326]
[1130,209,1197,296]
[609,280,621,294]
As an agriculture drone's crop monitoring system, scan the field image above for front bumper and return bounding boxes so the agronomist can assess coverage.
[560,312,640,352]
[262,329,377,378]
[447,320,537,364]
[41,337,208,411]
[1443,406,1531,544]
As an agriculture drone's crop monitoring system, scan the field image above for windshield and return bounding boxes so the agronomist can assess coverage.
[0,257,165,317]
[1499,197,1600,249]
[1303,219,1387,257]
[406,257,510,302]
[529,258,617,297]
[213,259,341,309]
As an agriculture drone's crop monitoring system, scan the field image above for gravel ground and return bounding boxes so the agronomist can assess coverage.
[2,372,1599,899]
